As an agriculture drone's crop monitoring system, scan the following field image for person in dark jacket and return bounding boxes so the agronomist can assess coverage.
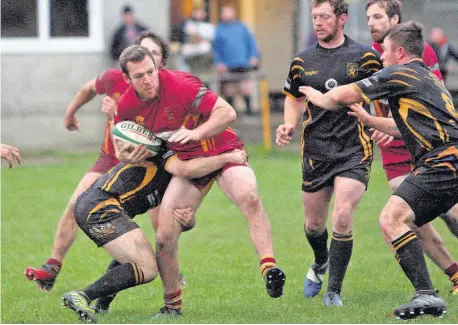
[429,27,458,83]
[110,5,147,62]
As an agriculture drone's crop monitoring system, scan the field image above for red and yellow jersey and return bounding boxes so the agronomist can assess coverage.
[115,69,243,160]
[94,69,130,157]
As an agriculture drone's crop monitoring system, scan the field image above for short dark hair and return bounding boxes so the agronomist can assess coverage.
[311,0,349,16]
[386,21,424,58]
[366,0,403,23]
[135,31,169,66]
[119,45,155,77]
[122,5,132,14]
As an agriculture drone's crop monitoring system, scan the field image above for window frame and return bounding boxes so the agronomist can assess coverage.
[1,0,104,54]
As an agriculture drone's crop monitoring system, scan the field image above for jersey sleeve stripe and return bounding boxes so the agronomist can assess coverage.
[282,89,301,99]
[352,83,371,104]
[361,60,382,68]
[361,52,377,59]
[388,80,412,87]
[192,86,208,110]
[391,72,421,81]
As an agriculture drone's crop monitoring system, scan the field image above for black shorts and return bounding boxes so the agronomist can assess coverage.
[393,161,458,227]
[302,155,372,192]
[74,189,139,247]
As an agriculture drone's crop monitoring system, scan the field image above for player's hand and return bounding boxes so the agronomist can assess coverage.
[116,141,151,163]
[225,149,248,165]
[1,143,22,168]
[347,103,372,125]
[173,207,195,232]
[64,113,80,131]
[249,57,259,68]
[276,124,295,146]
[102,96,117,120]
[371,129,394,147]
[168,128,201,144]
[298,86,323,104]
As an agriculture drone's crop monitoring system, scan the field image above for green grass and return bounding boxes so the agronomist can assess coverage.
[1,145,457,324]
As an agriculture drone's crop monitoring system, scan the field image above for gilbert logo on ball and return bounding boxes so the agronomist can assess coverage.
[112,121,163,156]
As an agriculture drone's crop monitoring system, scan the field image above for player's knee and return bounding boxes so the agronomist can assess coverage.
[139,262,158,283]
[237,189,261,212]
[155,230,178,251]
[333,206,353,230]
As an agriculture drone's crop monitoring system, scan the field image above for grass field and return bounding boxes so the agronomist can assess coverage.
[1,145,457,324]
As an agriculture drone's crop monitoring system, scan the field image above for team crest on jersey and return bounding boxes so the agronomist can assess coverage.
[347,63,358,78]
[164,108,174,122]
[135,116,145,126]
[113,92,120,99]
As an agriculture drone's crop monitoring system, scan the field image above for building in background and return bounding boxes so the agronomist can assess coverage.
[2,0,457,150]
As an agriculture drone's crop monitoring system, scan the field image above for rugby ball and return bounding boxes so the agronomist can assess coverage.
[112,121,163,156]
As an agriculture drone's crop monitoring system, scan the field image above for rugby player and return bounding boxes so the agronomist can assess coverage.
[365,0,458,294]
[276,0,381,306]
[61,143,248,323]
[300,21,456,319]
[105,44,286,317]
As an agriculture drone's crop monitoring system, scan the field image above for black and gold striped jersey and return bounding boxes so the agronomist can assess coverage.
[283,36,382,160]
[89,149,175,217]
[355,59,458,165]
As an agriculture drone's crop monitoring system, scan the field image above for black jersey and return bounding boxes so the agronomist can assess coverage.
[355,59,458,165]
[283,36,382,160]
[90,149,176,217]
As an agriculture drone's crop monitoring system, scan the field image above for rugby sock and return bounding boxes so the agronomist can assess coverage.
[164,289,182,310]
[327,232,353,295]
[96,260,122,305]
[260,256,277,277]
[243,95,253,115]
[444,263,458,286]
[305,228,329,266]
[82,262,144,302]
[392,231,434,292]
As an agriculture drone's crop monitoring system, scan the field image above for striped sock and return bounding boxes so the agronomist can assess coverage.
[260,256,277,277]
[445,263,458,285]
[392,231,434,292]
[327,232,353,294]
[164,289,182,310]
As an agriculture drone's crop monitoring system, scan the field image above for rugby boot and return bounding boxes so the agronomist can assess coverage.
[393,291,446,320]
[265,267,286,298]
[151,306,183,319]
[303,260,328,298]
[62,291,97,323]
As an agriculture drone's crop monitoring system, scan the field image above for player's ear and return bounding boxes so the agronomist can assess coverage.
[123,73,132,86]
[391,14,399,25]
[338,13,348,27]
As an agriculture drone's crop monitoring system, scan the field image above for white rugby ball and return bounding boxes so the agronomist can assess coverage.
[112,121,163,156]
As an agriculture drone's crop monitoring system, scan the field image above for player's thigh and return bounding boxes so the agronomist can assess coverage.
[103,228,156,267]
[218,165,258,205]
[332,176,366,214]
[388,173,409,193]
[147,206,160,233]
[158,176,203,235]
[68,171,103,205]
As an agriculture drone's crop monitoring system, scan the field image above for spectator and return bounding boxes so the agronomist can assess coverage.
[429,27,458,83]
[181,7,215,85]
[110,5,147,63]
[213,6,260,116]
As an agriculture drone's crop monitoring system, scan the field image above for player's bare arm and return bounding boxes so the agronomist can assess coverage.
[168,97,236,144]
[299,83,363,110]
[64,78,97,131]
[165,149,248,179]
[1,143,22,168]
[276,96,305,146]
[101,96,118,120]
[347,103,401,138]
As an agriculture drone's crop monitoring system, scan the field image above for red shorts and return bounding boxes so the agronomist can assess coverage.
[380,143,412,181]
[88,151,119,174]
[189,162,249,195]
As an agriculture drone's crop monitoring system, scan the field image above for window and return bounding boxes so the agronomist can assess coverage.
[1,0,103,53]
